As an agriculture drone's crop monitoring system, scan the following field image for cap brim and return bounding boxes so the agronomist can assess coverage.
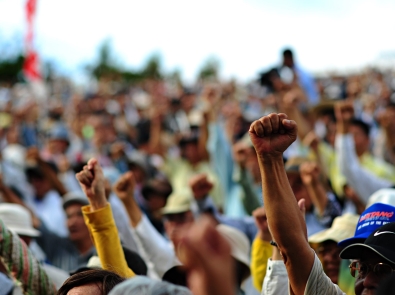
[63,199,89,210]
[162,206,190,215]
[340,243,395,264]
[338,233,370,247]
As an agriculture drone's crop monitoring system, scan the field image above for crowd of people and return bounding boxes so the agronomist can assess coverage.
[0,49,395,295]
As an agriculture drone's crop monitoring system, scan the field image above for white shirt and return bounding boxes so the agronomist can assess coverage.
[32,190,67,237]
[261,258,288,295]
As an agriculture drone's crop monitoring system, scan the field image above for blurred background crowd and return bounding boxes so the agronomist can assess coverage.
[2,0,395,294]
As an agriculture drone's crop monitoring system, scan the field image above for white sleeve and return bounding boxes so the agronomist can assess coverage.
[109,194,140,253]
[304,254,346,295]
[135,214,179,278]
[261,259,288,295]
[335,134,392,202]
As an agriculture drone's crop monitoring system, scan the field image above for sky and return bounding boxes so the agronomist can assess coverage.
[1,0,395,82]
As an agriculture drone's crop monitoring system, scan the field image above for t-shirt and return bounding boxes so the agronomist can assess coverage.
[304,254,346,295]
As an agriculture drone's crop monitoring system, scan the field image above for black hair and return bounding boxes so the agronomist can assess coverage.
[141,178,173,200]
[57,269,125,295]
[350,118,370,137]
[282,48,294,58]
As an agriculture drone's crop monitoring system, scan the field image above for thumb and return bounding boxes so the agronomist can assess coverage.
[298,198,306,219]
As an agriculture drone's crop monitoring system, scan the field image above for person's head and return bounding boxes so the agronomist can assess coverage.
[309,214,359,284]
[179,136,200,165]
[108,276,191,295]
[48,125,70,155]
[0,203,41,246]
[217,224,251,286]
[57,269,125,295]
[349,118,370,157]
[25,167,53,199]
[340,222,395,295]
[285,158,313,211]
[142,178,173,213]
[162,192,195,252]
[282,48,295,68]
[62,192,90,244]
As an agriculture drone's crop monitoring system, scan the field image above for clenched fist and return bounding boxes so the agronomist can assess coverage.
[249,113,297,157]
[75,158,107,210]
[113,171,136,204]
[299,161,320,186]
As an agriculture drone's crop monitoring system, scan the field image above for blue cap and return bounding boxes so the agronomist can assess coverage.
[338,203,395,247]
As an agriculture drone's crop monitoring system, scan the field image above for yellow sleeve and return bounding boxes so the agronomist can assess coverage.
[82,203,135,278]
[250,237,273,292]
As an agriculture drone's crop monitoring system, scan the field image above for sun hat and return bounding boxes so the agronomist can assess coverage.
[340,222,395,264]
[0,203,40,237]
[217,224,250,271]
[309,213,359,244]
[161,191,193,215]
[338,203,395,248]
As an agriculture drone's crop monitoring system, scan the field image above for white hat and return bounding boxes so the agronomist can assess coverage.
[366,189,395,208]
[308,213,359,244]
[217,224,250,270]
[0,203,40,237]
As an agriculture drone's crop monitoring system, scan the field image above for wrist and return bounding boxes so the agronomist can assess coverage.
[89,199,108,211]
[257,153,284,164]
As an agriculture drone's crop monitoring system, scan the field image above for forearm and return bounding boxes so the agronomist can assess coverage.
[305,182,327,217]
[121,200,143,228]
[83,204,135,278]
[258,154,313,295]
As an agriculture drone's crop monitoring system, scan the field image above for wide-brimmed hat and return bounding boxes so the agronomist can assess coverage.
[0,203,40,237]
[309,213,359,244]
[338,203,395,247]
[217,224,250,276]
[340,222,395,264]
[161,191,193,215]
[366,189,395,208]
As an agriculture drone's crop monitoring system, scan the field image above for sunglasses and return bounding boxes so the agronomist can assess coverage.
[349,261,395,278]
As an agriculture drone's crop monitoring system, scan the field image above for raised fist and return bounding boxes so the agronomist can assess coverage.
[75,158,106,209]
[252,207,271,242]
[113,171,136,204]
[189,174,213,200]
[249,113,297,157]
[299,161,320,186]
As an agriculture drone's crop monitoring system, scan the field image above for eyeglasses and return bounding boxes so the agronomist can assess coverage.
[349,261,395,278]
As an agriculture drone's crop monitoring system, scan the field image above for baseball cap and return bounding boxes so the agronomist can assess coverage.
[309,213,359,244]
[338,203,395,248]
[0,203,40,237]
[340,222,395,264]
[62,191,89,210]
[161,191,193,215]
[366,189,395,209]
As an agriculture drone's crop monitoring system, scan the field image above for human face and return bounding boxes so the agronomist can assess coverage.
[65,204,90,243]
[287,173,313,212]
[349,125,370,157]
[317,241,341,284]
[67,283,102,295]
[354,251,395,295]
[164,211,194,254]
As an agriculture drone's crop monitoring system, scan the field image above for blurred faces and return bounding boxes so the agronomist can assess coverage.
[180,143,200,165]
[29,177,52,200]
[317,241,342,284]
[287,173,313,212]
[48,139,69,155]
[349,125,370,157]
[164,211,194,254]
[65,204,90,244]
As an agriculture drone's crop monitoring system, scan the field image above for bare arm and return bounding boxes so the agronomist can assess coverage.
[249,113,314,295]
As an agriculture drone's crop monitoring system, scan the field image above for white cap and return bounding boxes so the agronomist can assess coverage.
[366,189,395,209]
[0,203,40,237]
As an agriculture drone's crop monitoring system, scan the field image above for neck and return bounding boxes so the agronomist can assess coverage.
[74,238,93,255]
